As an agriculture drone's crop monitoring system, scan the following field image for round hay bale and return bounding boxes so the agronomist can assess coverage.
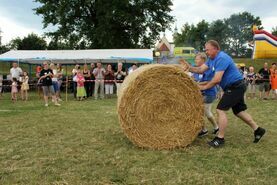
[117,64,204,149]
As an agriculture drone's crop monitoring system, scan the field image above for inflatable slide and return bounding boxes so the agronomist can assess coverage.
[253,26,277,59]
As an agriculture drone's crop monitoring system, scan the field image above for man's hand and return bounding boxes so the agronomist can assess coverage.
[179,58,190,71]
[198,84,206,91]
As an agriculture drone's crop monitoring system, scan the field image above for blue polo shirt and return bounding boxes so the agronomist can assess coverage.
[193,68,217,96]
[205,51,243,90]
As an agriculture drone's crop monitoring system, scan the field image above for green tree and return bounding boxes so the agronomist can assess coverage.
[0,45,9,54]
[224,11,262,57]
[192,20,209,51]
[34,0,173,49]
[8,37,22,50]
[174,23,195,47]
[272,27,277,36]
[8,34,47,50]
[206,19,228,51]
[173,20,209,51]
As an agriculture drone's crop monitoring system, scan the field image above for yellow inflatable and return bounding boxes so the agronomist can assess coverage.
[253,27,277,59]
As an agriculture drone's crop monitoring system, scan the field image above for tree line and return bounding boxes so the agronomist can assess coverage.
[173,11,273,57]
[0,0,276,58]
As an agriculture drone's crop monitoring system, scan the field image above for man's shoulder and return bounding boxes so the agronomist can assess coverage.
[217,51,232,60]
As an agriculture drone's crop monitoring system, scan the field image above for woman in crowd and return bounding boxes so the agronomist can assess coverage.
[104,64,115,98]
[39,62,60,107]
[56,63,64,101]
[114,62,126,96]
[72,64,80,99]
[50,63,60,102]
[83,64,91,98]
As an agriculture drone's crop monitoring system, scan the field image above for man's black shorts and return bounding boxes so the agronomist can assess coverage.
[217,81,247,115]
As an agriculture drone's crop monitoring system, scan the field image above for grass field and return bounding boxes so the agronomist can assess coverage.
[0,93,276,185]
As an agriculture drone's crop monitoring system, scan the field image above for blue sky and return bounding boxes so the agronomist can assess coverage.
[0,0,277,44]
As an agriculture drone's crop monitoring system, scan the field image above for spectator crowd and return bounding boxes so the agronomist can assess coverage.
[0,61,276,106]
[0,62,140,105]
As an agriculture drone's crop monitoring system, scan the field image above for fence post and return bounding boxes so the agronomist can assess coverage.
[66,76,68,102]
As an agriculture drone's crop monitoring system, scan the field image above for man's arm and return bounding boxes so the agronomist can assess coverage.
[189,64,209,74]
[179,58,209,74]
[199,71,224,90]
[93,69,98,76]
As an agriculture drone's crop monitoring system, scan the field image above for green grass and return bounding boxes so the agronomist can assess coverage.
[0,93,276,184]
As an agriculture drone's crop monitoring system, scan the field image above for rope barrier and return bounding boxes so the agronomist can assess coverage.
[0,79,124,87]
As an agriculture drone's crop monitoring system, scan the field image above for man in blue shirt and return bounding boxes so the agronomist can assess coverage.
[182,40,265,148]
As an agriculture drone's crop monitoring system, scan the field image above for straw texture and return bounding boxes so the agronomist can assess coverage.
[117,64,204,149]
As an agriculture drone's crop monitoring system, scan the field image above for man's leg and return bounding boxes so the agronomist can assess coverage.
[265,82,270,99]
[205,103,218,129]
[236,111,258,130]
[94,81,99,99]
[216,109,228,138]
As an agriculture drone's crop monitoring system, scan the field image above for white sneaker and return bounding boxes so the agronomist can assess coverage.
[58,98,62,102]
[45,104,49,107]
[54,103,61,106]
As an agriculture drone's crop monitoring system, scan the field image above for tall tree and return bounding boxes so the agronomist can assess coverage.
[34,0,173,49]
[192,20,209,51]
[173,20,209,51]
[206,19,228,51]
[174,23,195,47]
[224,11,262,57]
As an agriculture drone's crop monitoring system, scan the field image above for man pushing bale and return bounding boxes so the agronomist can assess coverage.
[182,40,266,148]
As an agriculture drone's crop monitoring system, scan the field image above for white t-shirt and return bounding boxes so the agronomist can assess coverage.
[72,68,78,82]
[10,67,23,80]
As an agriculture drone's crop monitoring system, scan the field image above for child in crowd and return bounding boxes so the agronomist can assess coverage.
[11,78,18,102]
[246,66,257,99]
[76,70,86,101]
[21,71,29,101]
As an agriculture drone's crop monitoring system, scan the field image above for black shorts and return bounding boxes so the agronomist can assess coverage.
[217,81,247,115]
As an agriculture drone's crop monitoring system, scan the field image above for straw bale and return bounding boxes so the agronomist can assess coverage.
[117,64,204,149]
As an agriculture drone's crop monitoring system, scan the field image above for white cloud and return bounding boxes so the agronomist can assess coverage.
[262,17,277,32]
[0,0,276,45]
[0,16,42,45]
[164,0,277,42]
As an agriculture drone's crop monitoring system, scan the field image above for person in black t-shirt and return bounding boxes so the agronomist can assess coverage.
[39,62,61,107]
[115,62,126,96]
[258,62,271,100]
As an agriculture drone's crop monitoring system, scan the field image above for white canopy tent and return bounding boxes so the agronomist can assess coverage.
[0,49,153,64]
